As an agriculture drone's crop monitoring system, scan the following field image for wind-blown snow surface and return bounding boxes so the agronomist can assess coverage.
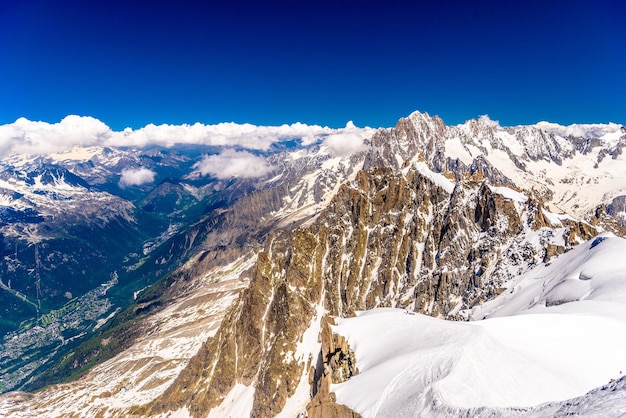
[332,234,626,417]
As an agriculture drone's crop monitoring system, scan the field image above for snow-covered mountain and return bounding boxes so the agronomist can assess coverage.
[0,112,625,417]
[372,112,626,222]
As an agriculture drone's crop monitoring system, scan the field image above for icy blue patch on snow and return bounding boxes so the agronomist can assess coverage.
[590,236,607,249]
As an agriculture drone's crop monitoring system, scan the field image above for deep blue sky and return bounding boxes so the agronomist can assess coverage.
[1,0,624,130]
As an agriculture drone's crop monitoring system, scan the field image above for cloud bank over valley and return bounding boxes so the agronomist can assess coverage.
[0,115,376,159]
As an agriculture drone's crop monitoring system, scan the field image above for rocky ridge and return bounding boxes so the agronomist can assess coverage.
[136,160,597,417]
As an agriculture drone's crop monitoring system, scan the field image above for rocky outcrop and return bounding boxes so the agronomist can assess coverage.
[139,227,326,417]
[306,395,361,418]
[317,316,358,386]
[306,316,361,418]
[592,201,626,236]
[544,243,565,262]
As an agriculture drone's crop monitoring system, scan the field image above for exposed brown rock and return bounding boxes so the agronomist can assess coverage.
[306,392,361,418]
[544,243,565,262]
[307,316,361,418]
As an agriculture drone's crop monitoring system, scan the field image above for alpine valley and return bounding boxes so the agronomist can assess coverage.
[0,111,625,417]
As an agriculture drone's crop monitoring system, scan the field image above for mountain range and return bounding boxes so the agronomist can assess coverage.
[0,111,625,417]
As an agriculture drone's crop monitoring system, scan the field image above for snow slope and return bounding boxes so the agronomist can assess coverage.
[473,232,626,319]
[332,234,626,417]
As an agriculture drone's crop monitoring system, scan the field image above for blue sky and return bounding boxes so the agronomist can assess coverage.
[1,0,624,130]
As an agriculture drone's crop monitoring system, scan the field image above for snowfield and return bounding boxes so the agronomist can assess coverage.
[332,234,626,417]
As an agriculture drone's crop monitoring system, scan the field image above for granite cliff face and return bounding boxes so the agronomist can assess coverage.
[135,160,596,417]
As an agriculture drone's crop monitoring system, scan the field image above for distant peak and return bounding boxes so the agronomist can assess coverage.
[407,109,430,118]
[405,110,446,128]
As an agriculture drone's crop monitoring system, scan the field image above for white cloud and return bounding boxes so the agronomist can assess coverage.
[119,167,157,187]
[115,121,361,151]
[323,133,367,157]
[300,134,319,147]
[478,114,500,127]
[192,149,274,179]
[322,121,371,157]
[0,115,376,158]
[0,115,112,157]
